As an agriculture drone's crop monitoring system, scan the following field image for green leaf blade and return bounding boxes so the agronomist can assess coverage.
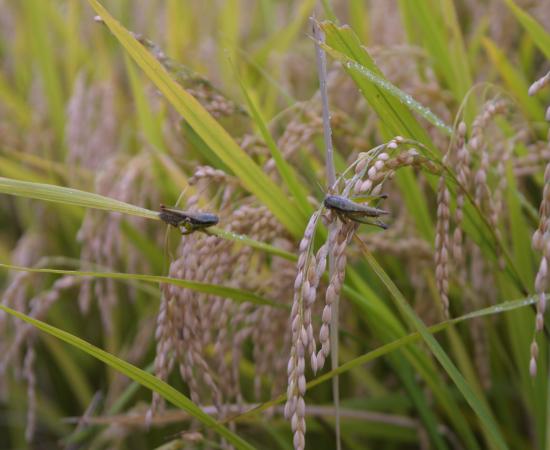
[0,304,256,450]
[87,0,304,238]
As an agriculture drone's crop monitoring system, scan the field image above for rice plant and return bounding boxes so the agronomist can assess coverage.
[0,1,550,449]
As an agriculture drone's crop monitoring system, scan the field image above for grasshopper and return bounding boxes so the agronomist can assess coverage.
[159,204,219,235]
[323,194,389,229]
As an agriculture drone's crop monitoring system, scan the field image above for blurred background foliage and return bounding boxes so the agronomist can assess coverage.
[0,0,550,449]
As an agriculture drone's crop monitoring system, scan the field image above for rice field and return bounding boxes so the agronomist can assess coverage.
[0,1,550,449]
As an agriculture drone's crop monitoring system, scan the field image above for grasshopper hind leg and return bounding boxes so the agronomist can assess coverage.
[351,216,389,229]
[374,219,389,230]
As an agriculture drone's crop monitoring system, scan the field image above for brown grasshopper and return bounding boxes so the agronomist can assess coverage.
[159,204,219,235]
[323,194,389,229]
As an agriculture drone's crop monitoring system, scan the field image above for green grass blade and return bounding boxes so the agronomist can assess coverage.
[216,0,240,82]
[0,304,256,450]
[62,364,157,447]
[344,270,478,448]
[233,64,311,219]
[125,55,166,152]
[21,0,66,139]
[87,0,303,238]
[0,176,158,219]
[320,43,452,135]
[0,155,59,184]
[233,294,537,421]
[0,149,91,183]
[182,122,231,172]
[389,354,449,450]
[0,72,31,127]
[348,0,369,43]
[392,168,435,241]
[0,263,282,309]
[41,336,94,409]
[505,162,535,288]
[482,37,545,121]
[253,0,316,65]
[320,22,435,241]
[0,176,295,262]
[320,22,436,146]
[397,0,473,115]
[209,228,296,261]
[355,237,509,450]
[503,0,550,60]
[120,220,166,272]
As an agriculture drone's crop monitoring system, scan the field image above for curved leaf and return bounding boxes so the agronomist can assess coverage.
[0,177,296,262]
[320,43,453,135]
[87,0,304,238]
[355,237,509,450]
[0,304,256,450]
[232,294,537,421]
[0,263,282,308]
[503,0,550,60]
[0,176,157,219]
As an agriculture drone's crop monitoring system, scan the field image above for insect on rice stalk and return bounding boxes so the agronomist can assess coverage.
[158,204,219,235]
[323,194,390,229]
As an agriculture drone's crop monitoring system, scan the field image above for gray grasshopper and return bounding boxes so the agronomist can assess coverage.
[159,204,219,235]
[323,194,389,229]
